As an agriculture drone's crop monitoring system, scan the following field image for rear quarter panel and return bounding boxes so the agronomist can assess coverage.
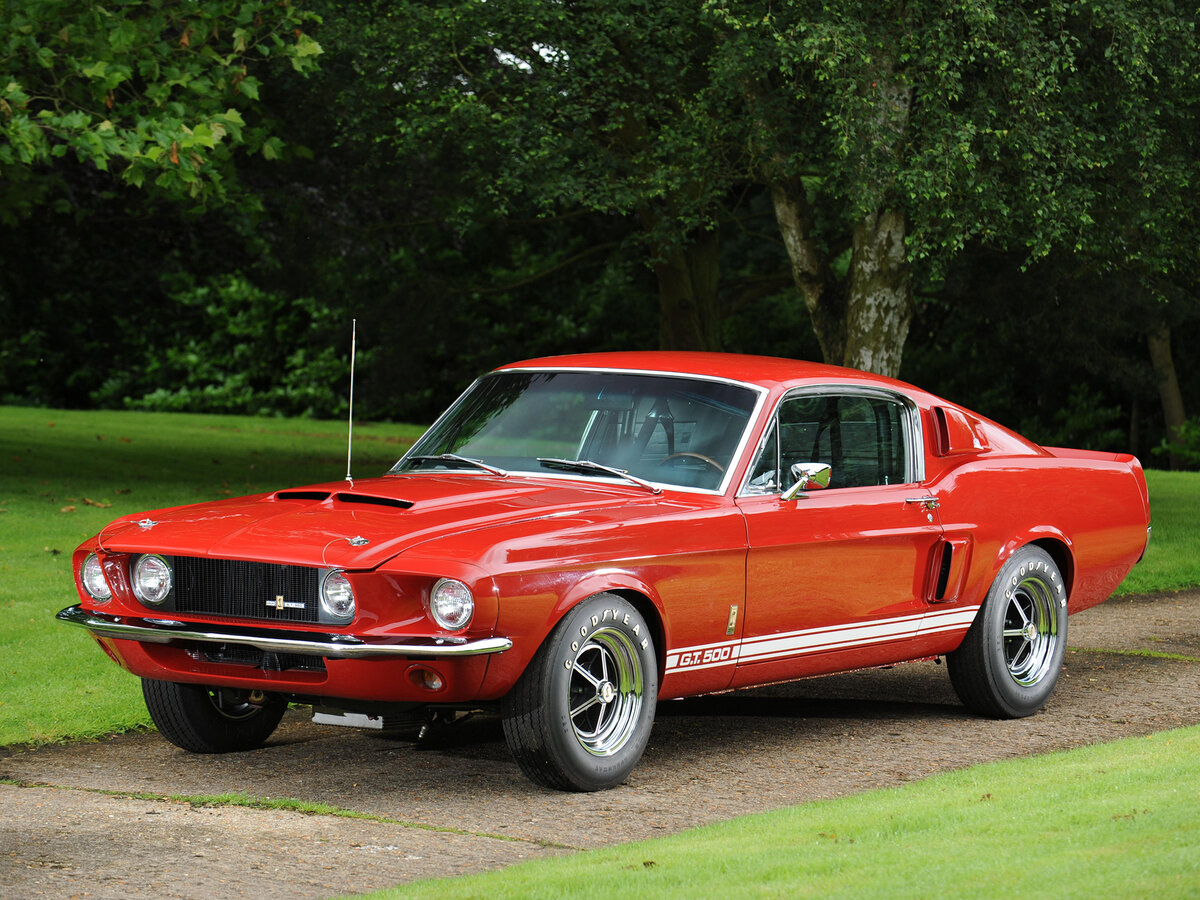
[930,451,1150,616]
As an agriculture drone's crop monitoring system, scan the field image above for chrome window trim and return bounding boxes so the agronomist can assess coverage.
[393,366,770,497]
[737,385,925,497]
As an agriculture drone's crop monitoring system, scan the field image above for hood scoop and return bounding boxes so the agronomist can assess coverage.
[272,490,413,510]
[335,492,412,510]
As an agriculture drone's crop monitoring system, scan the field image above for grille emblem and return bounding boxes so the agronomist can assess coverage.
[268,594,306,611]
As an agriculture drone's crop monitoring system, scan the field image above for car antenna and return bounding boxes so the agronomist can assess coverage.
[345,318,357,485]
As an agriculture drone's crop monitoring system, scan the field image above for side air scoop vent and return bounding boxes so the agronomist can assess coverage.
[335,493,413,510]
[274,491,332,501]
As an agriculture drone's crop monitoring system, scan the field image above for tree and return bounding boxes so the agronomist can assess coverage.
[710,0,1200,378]
[2,0,1193,453]
[1062,2,1198,466]
[323,0,762,350]
[0,0,322,221]
[323,0,1199,381]
[0,0,664,420]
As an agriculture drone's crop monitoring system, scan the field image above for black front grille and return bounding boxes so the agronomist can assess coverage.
[172,556,320,624]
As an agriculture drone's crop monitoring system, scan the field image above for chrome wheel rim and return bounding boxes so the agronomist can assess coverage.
[1001,574,1059,686]
[568,627,644,757]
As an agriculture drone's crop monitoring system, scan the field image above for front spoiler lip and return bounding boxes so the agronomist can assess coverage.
[56,605,513,659]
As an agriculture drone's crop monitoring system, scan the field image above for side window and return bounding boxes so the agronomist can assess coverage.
[747,393,910,493]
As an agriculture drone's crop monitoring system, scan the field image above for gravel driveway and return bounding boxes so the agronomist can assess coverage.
[3,591,1198,899]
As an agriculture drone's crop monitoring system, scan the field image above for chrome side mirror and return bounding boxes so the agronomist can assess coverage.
[781,463,832,500]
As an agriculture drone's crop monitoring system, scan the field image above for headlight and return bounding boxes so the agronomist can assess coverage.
[429,578,474,631]
[131,554,173,605]
[320,570,356,621]
[81,553,112,602]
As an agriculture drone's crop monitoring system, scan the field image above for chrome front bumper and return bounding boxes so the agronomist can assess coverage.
[56,605,513,659]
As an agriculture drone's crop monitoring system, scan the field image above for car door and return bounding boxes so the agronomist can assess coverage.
[732,388,944,688]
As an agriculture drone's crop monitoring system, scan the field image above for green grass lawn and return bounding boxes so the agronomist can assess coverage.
[0,405,424,744]
[367,725,1200,899]
[1117,469,1200,595]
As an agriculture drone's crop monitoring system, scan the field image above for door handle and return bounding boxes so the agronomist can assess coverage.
[904,497,940,512]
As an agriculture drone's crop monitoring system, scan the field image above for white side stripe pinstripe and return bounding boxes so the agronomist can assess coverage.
[664,606,981,675]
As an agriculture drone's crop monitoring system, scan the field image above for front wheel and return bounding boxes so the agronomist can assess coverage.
[947,546,1068,718]
[502,593,658,791]
[142,679,286,753]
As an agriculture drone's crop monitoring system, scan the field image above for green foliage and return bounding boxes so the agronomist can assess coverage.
[0,0,1194,455]
[1154,418,1200,469]
[331,0,744,255]
[345,0,1198,371]
[901,250,1196,463]
[1025,384,1127,453]
[0,0,322,219]
[0,186,272,409]
[708,0,1199,277]
[93,273,354,417]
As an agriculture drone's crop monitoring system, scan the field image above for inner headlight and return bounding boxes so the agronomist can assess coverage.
[81,553,112,602]
[320,570,356,621]
[131,554,173,605]
[429,578,474,631]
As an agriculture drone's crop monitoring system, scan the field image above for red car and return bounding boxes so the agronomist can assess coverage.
[61,352,1151,791]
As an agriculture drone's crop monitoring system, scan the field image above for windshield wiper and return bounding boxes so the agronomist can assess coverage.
[536,458,662,494]
[407,453,509,477]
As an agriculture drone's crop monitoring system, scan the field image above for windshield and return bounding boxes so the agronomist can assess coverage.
[392,370,761,491]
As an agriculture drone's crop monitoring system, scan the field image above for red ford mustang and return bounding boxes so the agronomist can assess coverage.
[61,352,1151,791]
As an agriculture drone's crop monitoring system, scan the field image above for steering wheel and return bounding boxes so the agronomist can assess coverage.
[658,452,725,473]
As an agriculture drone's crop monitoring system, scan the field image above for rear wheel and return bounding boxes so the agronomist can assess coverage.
[142,679,286,753]
[948,546,1068,718]
[502,593,658,791]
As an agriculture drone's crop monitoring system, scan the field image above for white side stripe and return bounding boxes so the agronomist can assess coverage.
[664,606,981,675]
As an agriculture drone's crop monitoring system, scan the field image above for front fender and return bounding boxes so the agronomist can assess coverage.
[553,568,666,633]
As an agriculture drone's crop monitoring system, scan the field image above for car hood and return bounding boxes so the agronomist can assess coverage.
[95,474,654,570]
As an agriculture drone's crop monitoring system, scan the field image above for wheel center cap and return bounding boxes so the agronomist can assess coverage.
[1023,622,1039,641]
[598,681,616,704]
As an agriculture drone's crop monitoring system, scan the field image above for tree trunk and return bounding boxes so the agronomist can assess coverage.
[769,178,844,364]
[770,180,913,377]
[843,209,912,378]
[652,228,723,351]
[1147,324,1187,469]
[767,56,913,377]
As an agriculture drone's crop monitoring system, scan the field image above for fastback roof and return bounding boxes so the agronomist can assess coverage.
[497,351,915,393]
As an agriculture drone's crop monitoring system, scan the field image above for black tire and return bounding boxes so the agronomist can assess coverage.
[142,679,286,753]
[947,546,1068,718]
[501,593,658,791]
